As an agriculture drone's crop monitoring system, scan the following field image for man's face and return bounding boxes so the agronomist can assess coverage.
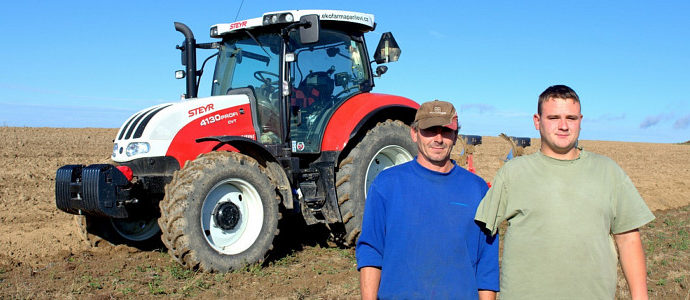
[410,126,457,168]
[533,97,583,159]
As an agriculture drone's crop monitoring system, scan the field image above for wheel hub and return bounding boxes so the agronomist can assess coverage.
[365,145,414,196]
[213,201,241,230]
[202,177,265,255]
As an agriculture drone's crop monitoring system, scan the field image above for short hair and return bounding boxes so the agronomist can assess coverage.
[538,85,580,115]
[410,120,419,131]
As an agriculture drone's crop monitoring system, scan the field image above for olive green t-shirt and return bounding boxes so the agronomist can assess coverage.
[475,150,654,299]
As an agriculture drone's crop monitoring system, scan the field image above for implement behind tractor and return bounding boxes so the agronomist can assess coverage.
[452,134,531,175]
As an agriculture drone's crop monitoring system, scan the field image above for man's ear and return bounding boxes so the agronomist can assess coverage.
[533,113,541,130]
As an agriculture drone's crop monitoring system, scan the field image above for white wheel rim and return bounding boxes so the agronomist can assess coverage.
[364,145,413,197]
[110,217,160,242]
[201,178,264,255]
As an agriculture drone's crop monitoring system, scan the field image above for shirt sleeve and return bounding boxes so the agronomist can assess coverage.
[474,168,508,236]
[475,222,500,291]
[611,171,655,234]
[356,184,387,270]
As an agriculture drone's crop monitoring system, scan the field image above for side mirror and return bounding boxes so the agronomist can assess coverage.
[374,32,401,64]
[299,15,320,44]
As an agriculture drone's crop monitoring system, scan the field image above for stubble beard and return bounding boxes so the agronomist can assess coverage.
[423,143,451,165]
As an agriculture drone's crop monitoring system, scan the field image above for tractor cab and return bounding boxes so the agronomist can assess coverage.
[193,10,399,153]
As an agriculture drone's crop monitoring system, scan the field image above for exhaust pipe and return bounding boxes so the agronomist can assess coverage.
[175,22,198,98]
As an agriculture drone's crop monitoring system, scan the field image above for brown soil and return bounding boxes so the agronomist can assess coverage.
[0,127,688,299]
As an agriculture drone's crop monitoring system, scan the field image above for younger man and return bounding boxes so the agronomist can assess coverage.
[475,85,654,299]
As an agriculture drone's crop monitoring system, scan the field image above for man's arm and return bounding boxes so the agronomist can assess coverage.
[614,229,649,300]
[478,290,496,300]
[359,266,381,300]
[356,184,386,300]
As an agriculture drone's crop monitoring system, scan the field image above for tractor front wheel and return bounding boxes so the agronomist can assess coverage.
[335,120,416,246]
[158,152,280,272]
[75,214,161,249]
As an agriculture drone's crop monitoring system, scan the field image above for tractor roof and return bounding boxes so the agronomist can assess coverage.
[210,10,375,38]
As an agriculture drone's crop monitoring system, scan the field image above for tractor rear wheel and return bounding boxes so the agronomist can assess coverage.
[335,120,416,246]
[158,151,280,272]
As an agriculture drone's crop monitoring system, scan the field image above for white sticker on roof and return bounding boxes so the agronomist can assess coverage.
[319,11,373,27]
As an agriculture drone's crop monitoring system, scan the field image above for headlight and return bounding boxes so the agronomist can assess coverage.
[126,142,150,157]
[112,143,118,157]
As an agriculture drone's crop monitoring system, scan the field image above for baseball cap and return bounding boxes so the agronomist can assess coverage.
[414,100,458,130]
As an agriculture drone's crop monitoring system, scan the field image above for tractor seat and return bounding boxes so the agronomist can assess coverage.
[292,71,334,108]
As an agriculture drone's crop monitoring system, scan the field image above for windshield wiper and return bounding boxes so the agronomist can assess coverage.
[243,30,272,66]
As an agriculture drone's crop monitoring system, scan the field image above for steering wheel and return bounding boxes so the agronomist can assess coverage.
[254,71,279,88]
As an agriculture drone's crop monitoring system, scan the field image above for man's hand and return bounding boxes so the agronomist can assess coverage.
[614,229,649,300]
[359,266,381,300]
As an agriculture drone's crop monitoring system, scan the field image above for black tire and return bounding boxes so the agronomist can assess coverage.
[158,151,280,272]
[335,120,416,246]
[75,214,162,250]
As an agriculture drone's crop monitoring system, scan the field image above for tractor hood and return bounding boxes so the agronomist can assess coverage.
[111,95,255,163]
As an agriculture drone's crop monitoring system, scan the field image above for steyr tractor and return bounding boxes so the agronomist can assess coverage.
[56,10,420,272]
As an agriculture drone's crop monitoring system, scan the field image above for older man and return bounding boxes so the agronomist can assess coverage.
[357,100,499,299]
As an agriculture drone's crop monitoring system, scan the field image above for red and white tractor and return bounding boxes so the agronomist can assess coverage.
[56,10,420,271]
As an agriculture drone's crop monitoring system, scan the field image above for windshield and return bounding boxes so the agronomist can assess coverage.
[211,33,282,96]
[288,29,370,153]
[212,32,282,144]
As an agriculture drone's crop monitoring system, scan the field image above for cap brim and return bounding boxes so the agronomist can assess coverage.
[418,117,458,130]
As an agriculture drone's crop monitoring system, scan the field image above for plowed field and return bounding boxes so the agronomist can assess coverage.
[0,127,688,299]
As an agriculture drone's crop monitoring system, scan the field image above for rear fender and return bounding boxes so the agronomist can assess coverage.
[321,93,419,152]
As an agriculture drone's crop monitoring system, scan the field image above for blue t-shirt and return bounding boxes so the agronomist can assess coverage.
[356,159,499,299]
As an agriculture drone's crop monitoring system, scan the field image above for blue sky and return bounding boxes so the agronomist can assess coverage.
[1,1,688,143]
